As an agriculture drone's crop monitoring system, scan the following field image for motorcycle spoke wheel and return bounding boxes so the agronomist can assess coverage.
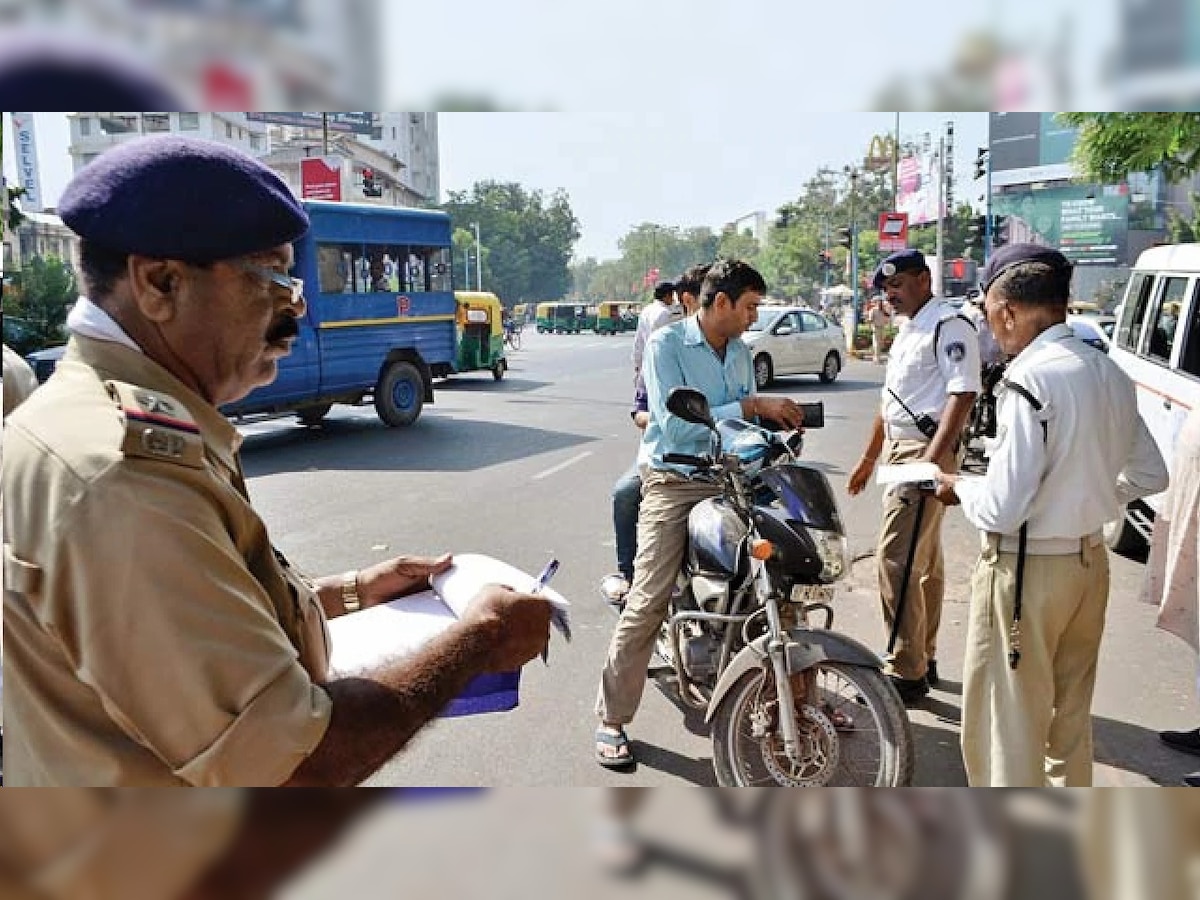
[711,662,912,787]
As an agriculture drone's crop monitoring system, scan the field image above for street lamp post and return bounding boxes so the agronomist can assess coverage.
[845,167,861,342]
[470,221,482,291]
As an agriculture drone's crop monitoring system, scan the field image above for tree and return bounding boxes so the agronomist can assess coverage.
[442,181,581,305]
[3,257,76,354]
[1058,113,1200,184]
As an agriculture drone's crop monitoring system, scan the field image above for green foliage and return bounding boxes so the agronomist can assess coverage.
[1058,113,1200,184]
[442,181,581,305]
[2,257,76,354]
[1166,191,1200,243]
[571,224,721,303]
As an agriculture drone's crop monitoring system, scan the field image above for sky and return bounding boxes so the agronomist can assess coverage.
[5,112,989,262]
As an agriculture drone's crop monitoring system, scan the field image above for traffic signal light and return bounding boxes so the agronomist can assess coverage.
[836,227,854,249]
[775,209,792,229]
[818,250,834,270]
[362,168,382,197]
[966,214,988,252]
[993,215,1011,247]
[973,147,989,181]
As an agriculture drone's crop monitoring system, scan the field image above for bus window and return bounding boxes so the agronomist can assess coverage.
[429,248,452,292]
[317,243,358,294]
[1116,272,1154,351]
[1179,283,1200,378]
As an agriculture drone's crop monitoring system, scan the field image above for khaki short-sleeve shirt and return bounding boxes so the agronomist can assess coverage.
[3,336,332,786]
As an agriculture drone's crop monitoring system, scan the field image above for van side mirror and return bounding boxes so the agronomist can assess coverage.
[666,386,715,430]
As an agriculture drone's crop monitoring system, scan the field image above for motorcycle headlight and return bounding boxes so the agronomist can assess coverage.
[810,527,849,583]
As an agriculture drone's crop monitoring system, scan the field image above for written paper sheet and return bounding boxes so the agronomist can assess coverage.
[876,462,941,487]
[327,554,569,677]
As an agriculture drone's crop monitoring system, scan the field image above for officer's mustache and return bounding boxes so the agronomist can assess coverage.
[265,315,300,345]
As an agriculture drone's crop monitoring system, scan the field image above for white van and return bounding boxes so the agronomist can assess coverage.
[1105,243,1200,554]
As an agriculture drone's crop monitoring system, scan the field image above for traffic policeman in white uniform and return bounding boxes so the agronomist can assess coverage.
[933,244,1168,786]
[849,249,981,703]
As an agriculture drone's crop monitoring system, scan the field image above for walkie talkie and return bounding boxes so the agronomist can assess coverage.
[886,388,939,441]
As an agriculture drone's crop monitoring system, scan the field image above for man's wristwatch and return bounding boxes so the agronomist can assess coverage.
[341,570,362,612]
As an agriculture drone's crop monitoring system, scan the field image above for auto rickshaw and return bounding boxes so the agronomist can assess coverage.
[512,303,529,326]
[595,301,624,336]
[618,301,642,332]
[453,291,507,380]
[542,302,587,334]
[535,302,553,333]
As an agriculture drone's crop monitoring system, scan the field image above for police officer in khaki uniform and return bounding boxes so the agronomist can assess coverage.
[848,249,981,703]
[2,136,553,787]
[932,245,1168,786]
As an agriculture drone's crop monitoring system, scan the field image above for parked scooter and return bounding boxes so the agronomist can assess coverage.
[653,387,913,787]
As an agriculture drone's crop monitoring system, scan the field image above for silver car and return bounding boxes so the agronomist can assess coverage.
[742,306,844,389]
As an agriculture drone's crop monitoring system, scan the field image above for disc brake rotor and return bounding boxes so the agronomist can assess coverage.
[760,703,840,786]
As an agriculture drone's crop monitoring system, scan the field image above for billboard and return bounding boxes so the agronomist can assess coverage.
[878,212,909,252]
[989,113,1079,187]
[896,150,941,226]
[300,157,342,201]
[992,184,1130,267]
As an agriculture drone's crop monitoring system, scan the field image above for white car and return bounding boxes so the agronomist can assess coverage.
[1066,314,1116,352]
[742,306,844,388]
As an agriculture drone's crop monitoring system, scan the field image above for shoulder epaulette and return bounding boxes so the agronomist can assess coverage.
[105,380,206,469]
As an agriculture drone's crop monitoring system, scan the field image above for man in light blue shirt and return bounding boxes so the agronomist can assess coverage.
[594,259,807,769]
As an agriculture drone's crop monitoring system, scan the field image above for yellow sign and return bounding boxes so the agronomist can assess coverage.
[865,134,896,172]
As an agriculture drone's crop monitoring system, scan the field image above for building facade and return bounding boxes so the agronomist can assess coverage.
[67,113,268,170]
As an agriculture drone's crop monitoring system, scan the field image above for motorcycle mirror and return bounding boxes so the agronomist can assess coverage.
[666,386,716,430]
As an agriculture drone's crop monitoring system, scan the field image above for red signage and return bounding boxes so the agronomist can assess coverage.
[878,212,909,252]
[300,157,342,201]
[396,295,411,316]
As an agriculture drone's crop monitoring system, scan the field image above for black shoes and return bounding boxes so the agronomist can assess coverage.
[1160,728,1200,758]
[888,674,929,705]
[926,659,939,688]
[1183,772,1200,787]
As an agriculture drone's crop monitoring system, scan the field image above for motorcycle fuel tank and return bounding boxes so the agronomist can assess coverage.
[687,497,749,581]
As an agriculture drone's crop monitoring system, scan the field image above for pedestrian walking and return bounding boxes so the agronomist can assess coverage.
[932,244,1168,786]
[848,249,981,704]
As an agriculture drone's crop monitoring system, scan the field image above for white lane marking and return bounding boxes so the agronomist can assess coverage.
[532,450,593,481]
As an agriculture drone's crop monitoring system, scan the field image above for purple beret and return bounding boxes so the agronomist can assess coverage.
[871,248,927,289]
[982,243,1072,292]
[58,136,309,262]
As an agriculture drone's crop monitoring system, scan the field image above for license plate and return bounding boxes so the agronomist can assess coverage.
[790,584,836,605]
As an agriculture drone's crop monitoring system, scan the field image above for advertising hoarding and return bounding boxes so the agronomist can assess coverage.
[10,113,42,212]
[992,184,1130,266]
[896,150,941,226]
[988,112,1079,187]
[300,157,342,201]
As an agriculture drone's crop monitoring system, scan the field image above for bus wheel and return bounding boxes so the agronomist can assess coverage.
[375,361,424,427]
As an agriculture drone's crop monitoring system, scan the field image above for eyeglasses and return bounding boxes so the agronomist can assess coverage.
[235,260,305,306]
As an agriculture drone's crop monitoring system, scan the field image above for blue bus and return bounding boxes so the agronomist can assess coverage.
[222,201,457,427]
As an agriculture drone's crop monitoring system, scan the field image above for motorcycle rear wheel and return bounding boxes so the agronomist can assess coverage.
[711,661,913,787]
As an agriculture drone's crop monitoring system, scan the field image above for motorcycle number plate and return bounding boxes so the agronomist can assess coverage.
[790,584,835,605]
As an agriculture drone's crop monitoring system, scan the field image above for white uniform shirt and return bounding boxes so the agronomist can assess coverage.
[632,299,684,391]
[956,323,1168,542]
[882,298,982,440]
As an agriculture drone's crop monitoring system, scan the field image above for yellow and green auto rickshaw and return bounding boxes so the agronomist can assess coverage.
[540,301,588,334]
[453,291,507,380]
[535,302,553,333]
[512,303,530,326]
[595,300,625,335]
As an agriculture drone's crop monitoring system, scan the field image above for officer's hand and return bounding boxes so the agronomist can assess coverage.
[360,553,453,607]
[756,396,805,431]
[847,456,875,496]
[931,472,961,506]
[460,584,552,673]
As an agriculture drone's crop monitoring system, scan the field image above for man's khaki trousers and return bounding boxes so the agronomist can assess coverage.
[877,439,949,681]
[596,471,718,725]
[961,535,1109,786]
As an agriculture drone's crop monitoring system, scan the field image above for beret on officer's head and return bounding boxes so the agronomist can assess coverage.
[981,243,1072,293]
[58,136,309,263]
[653,280,676,300]
[871,248,928,290]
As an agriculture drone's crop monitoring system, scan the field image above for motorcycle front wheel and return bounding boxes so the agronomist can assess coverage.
[711,661,913,787]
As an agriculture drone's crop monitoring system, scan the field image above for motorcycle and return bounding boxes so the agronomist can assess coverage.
[651,386,914,787]
[962,362,1006,471]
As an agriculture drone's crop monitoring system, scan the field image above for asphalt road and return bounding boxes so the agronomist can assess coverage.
[240,326,1199,787]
